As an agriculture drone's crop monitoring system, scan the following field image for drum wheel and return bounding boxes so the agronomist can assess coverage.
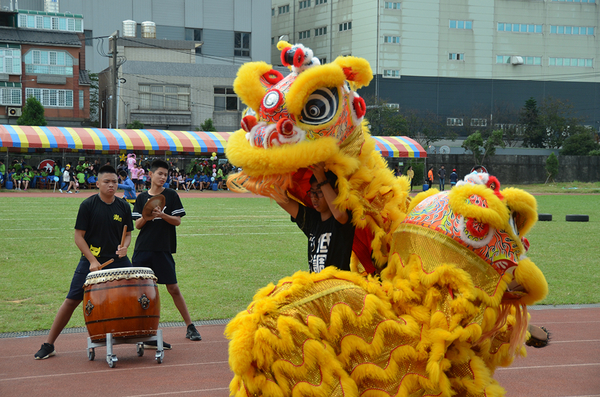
[137,343,144,357]
[88,348,95,361]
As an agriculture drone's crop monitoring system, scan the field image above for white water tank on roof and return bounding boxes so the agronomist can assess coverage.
[141,21,156,39]
[122,20,137,38]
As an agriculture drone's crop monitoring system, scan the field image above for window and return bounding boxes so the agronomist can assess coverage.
[315,0,327,4]
[299,0,311,9]
[497,23,542,34]
[384,36,401,43]
[139,84,190,110]
[0,87,22,106]
[234,32,251,57]
[24,49,73,75]
[496,55,541,65]
[79,90,84,110]
[470,118,487,127]
[0,48,22,75]
[384,2,401,9]
[271,37,275,45]
[449,53,464,61]
[449,20,472,30]
[298,30,310,40]
[447,118,463,126]
[278,5,290,14]
[549,57,593,67]
[339,21,352,31]
[17,12,84,32]
[315,27,327,36]
[26,88,72,108]
[318,57,327,64]
[272,8,275,16]
[214,87,242,111]
[84,30,93,47]
[383,69,400,78]
[185,28,202,54]
[550,25,594,35]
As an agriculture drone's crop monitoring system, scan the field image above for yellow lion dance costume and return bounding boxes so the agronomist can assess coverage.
[225,42,548,397]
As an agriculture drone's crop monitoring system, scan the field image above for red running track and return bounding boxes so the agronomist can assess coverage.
[1,306,598,397]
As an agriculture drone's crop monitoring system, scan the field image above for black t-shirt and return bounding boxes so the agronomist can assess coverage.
[439,168,446,178]
[74,194,134,258]
[132,188,185,253]
[292,205,355,273]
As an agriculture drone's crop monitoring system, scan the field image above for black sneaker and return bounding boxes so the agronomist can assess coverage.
[143,340,172,350]
[34,343,56,360]
[186,324,202,341]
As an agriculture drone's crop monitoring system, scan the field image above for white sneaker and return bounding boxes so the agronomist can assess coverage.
[59,189,63,193]
[68,191,73,194]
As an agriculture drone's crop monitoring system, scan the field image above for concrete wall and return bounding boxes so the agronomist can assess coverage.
[422,153,600,185]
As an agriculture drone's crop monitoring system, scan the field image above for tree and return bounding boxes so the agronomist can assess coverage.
[520,97,544,148]
[88,72,99,127]
[200,118,217,132]
[126,120,144,129]
[402,108,449,149]
[545,152,559,183]
[364,96,408,136]
[538,97,580,149]
[461,129,505,166]
[17,96,47,126]
[560,127,600,155]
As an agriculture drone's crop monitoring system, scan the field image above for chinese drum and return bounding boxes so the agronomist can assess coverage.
[83,267,160,342]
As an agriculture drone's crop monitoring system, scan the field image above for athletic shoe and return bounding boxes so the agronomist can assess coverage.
[186,324,202,341]
[59,189,63,193]
[34,343,56,360]
[68,191,73,194]
[143,340,172,350]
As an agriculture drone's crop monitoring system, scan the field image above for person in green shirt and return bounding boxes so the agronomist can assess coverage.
[77,171,86,187]
[0,160,5,187]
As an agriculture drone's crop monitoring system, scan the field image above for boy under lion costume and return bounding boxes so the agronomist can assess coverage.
[224,42,548,397]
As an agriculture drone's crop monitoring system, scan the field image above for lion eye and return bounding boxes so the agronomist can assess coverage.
[301,87,338,125]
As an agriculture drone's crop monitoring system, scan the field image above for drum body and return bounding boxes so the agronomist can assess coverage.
[83,267,160,342]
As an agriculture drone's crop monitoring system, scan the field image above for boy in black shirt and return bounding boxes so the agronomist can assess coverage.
[277,162,355,273]
[132,160,202,347]
[34,165,133,360]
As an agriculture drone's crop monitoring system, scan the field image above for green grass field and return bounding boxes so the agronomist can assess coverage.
[0,189,598,333]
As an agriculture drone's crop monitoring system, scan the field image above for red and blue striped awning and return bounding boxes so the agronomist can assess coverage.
[0,125,232,154]
[371,135,427,158]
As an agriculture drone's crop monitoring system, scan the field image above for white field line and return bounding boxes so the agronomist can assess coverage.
[126,388,230,397]
[497,362,600,371]
[0,360,229,382]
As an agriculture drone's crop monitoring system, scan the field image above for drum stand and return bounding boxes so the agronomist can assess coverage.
[86,329,165,368]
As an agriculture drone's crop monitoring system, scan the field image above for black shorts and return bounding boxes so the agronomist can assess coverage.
[131,251,177,285]
[132,178,139,184]
[66,256,132,301]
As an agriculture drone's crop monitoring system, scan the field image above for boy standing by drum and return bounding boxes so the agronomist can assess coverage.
[34,165,133,360]
[131,159,202,348]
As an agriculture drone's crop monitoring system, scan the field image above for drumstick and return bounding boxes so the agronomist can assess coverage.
[98,258,114,270]
[120,225,128,249]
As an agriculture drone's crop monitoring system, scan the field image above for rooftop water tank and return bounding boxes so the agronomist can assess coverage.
[122,20,136,38]
[141,21,156,39]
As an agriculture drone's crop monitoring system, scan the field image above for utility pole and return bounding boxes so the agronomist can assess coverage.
[109,30,119,128]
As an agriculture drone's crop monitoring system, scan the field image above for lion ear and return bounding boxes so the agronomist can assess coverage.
[233,62,285,111]
[332,56,373,89]
[501,187,538,236]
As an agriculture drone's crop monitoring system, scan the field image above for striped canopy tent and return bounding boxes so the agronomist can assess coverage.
[0,125,232,155]
[371,135,427,158]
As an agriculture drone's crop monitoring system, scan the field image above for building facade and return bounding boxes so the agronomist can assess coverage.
[0,9,89,126]
[270,0,600,134]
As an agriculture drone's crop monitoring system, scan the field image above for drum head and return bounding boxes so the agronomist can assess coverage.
[84,267,157,286]
[142,194,166,221]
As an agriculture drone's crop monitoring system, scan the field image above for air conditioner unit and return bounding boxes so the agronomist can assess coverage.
[7,107,22,117]
[511,56,524,65]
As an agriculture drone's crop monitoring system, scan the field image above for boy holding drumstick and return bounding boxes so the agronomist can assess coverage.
[35,165,133,360]
[132,159,202,349]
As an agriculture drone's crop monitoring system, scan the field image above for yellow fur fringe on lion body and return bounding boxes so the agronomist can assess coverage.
[225,42,548,397]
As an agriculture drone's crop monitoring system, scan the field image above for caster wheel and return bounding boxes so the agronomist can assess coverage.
[137,343,144,357]
[155,350,164,364]
[108,355,118,368]
[88,348,95,361]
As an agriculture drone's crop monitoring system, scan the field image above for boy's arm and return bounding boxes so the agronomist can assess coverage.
[276,196,299,218]
[74,229,102,271]
[310,162,349,225]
